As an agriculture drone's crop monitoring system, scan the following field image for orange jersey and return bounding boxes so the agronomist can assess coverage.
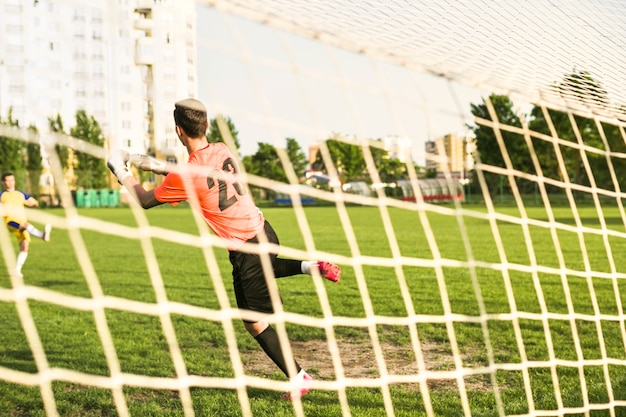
[153,143,265,250]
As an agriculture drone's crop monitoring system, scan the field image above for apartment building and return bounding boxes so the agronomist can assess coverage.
[0,0,197,164]
[424,133,472,178]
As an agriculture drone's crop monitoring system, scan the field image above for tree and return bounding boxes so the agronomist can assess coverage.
[313,138,367,184]
[423,168,438,179]
[369,143,410,184]
[556,69,610,114]
[70,110,108,189]
[284,137,307,179]
[242,138,308,200]
[49,114,70,170]
[0,108,28,189]
[469,94,532,196]
[25,125,42,196]
[207,116,240,150]
[243,142,287,182]
[528,71,626,193]
[470,73,626,200]
[312,136,414,187]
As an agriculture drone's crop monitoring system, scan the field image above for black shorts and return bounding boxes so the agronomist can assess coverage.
[230,220,282,322]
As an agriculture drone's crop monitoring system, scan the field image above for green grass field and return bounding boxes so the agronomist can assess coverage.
[2,204,626,416]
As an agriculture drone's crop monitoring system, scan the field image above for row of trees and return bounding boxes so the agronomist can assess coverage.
[2,70,622,203]
[471,70,626,198]
[0,109,108,194]
[207,117,421,192]
[0,109,42,194]
[235,73,626,202]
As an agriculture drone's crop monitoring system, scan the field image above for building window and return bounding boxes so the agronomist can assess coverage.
[74,9,85,22]
[164,66,175,80]
[9,83,24,94]
[94,84,105,97]
[161,12,173,25]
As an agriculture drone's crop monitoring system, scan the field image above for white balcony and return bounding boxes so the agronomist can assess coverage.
[134,38,154,65]
[134,17,153,33]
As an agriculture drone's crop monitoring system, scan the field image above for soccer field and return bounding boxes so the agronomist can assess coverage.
[2,204,626,416]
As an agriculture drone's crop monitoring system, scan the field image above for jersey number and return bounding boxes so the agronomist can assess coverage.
[206,158,245,211]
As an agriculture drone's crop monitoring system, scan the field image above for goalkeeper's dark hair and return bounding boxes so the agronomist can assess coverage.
[173,98,208,138]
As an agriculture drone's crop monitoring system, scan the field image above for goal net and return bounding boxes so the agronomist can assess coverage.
[2,0,626,416]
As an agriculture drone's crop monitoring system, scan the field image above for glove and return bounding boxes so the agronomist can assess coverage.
[130,154,169,175]
[107,149,132,184]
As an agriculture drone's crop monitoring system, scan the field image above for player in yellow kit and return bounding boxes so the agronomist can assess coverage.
[1,172,51,278]
[107,98,340,400]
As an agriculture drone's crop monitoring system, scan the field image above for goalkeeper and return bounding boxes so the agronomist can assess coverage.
[107,98,340,400]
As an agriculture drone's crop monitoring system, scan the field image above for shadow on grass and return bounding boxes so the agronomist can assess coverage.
[0,349,37,373]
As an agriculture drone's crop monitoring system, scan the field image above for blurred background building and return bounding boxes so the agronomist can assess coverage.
[0,0,198,164]
[425,133,473,179]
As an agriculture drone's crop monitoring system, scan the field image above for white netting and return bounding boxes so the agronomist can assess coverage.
[2,1,626,417]
[202,0,626,121]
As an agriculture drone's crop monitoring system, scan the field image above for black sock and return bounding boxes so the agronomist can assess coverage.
[274,258,303,278]
[254,325,301,377]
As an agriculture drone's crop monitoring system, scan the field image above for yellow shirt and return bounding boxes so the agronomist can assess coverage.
[1,190,29,224]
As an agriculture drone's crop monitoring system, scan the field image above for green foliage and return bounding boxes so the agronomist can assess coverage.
[528,87,626,192]
[313,138,411,185]
[557,69,610,110]
[49,114,70,170]
[243,142,287,182]
[207,116,240,150]
[0,138,25,180]
[369,144,410,183]
[469,94,527,196]
[0,108,30,191]
[0,108,24,169]
[470,72,626,197]
[242,138,307,200]
[424,168,438,179]
[70,110,108,189]
[285,137,307,177]
[318,139,368,183]
[25,125,43,195]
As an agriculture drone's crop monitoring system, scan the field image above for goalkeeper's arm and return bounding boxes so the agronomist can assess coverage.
[129,154,171,175]
[107,149,163,209]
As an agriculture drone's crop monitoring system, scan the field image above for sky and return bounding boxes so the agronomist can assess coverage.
[194,5,484,166]
[193,0,626,169]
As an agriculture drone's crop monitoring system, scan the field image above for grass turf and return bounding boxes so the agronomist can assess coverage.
[2,204,626,416]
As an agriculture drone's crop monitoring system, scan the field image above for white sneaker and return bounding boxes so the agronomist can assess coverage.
[12,269,23,278]
[43,224,52,242]
[282,369,314,401]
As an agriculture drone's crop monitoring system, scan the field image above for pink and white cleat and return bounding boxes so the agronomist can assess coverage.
[283,370,314,401]
[317,261,341,283]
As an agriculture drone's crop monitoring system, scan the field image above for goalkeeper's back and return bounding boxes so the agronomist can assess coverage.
[153,141,265,250]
